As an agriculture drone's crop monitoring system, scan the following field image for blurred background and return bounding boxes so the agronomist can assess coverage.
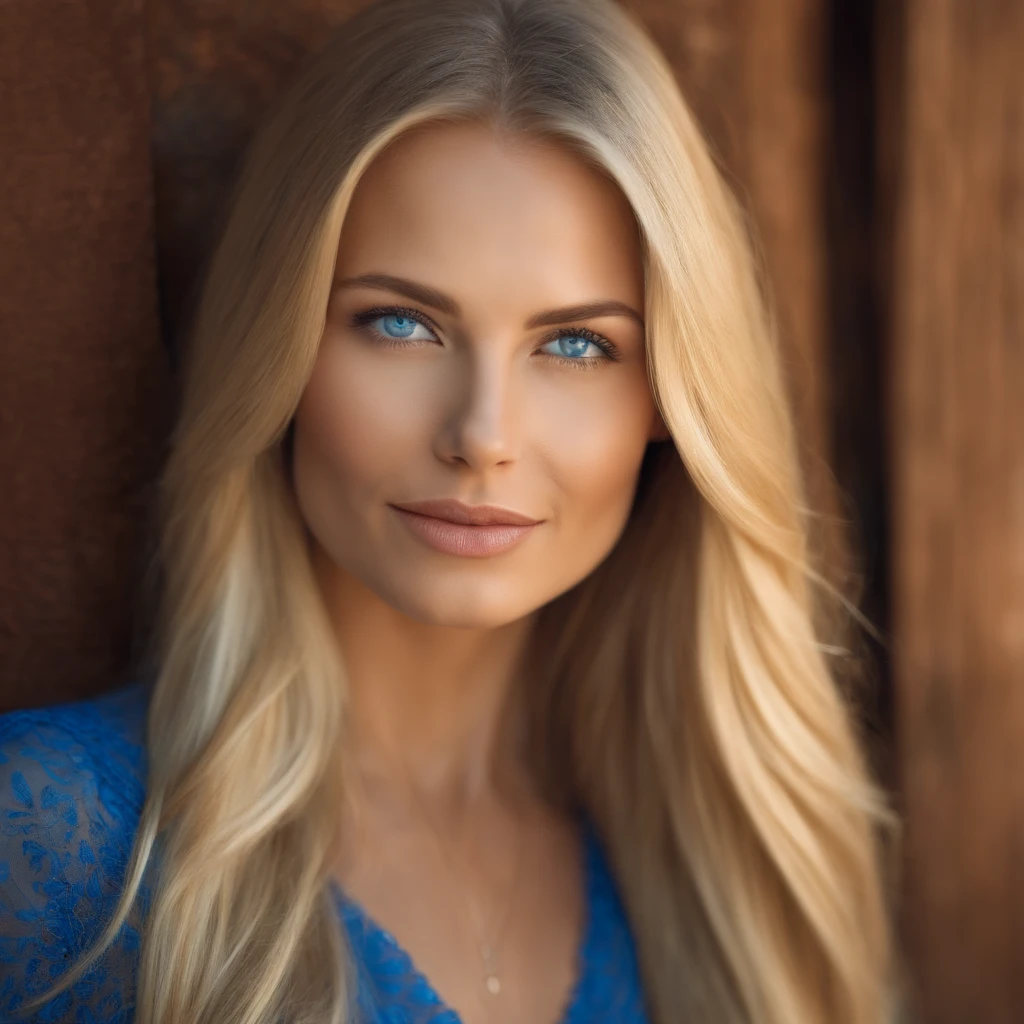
[0,1,1020,1020]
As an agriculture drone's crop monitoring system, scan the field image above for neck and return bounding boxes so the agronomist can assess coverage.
[313,551,539,823]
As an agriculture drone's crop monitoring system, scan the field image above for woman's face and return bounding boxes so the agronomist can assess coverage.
[292,119,666,629]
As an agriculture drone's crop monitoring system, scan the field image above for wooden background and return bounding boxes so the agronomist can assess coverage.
[1,0,1021,1020]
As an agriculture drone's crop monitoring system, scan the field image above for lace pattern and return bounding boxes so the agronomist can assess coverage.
[0,682,649,1023]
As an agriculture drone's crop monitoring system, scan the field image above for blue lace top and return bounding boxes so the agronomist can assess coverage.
[0,680,650,1023]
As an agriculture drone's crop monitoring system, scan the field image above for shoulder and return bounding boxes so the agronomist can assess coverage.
[0,679,150,850]
[0,680,152,1023]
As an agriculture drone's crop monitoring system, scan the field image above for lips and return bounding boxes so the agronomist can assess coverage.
[388,498,540,527]
[388,499,543,557]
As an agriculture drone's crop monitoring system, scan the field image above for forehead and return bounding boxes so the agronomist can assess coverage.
[334,119,644,311]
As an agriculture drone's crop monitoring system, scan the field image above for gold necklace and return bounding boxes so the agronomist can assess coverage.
[394,755,531,1000]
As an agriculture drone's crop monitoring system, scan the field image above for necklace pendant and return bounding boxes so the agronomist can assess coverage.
[486,974,501,996]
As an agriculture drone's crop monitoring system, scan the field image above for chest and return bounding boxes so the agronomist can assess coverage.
[332,813,589,1024]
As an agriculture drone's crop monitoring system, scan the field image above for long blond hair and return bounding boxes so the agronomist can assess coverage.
[22,0,903,1020]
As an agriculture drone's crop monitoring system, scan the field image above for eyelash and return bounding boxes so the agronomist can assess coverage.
[347,304,621,370]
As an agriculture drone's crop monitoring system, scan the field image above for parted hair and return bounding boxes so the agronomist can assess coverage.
[20,0,903,1021]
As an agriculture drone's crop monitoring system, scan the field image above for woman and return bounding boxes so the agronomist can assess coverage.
[0,0,902,1021]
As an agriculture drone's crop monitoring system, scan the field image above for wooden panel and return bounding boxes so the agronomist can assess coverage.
[145,0,371,355]
[0,0,171,710]
[889,1,1024,1019]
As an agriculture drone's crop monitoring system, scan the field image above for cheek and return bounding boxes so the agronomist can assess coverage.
[541,379,654,531]
[552,429,648,522]
[292,339,432,499]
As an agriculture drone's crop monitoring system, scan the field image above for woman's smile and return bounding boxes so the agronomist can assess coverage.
[390,505,542,557]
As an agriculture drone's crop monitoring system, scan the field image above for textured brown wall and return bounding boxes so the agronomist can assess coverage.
[887,1,1024,1020]
[147,0,365,352]
[0,0,172,709]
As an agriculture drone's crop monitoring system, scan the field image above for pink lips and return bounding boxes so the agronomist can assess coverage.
[389,498,542,557]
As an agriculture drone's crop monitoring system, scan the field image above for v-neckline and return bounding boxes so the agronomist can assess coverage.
[328,818,603,1024]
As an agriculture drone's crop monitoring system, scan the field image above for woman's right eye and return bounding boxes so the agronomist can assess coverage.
[349,307,439,346]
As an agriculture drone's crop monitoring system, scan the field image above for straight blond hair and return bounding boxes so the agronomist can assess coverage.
[19,0,904,1021]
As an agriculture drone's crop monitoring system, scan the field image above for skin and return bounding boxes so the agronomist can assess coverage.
[291,119,667,1024]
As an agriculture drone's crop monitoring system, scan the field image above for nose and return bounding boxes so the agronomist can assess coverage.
[433,347,522,471]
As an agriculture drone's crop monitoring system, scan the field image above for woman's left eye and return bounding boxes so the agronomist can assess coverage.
[538,330,618,369]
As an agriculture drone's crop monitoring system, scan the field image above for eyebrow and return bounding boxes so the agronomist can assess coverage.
[334,272,645,330]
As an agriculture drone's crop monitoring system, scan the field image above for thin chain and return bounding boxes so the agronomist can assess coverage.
[394,751,531,1001]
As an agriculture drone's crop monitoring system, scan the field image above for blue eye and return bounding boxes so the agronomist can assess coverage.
[372,313,436,341]
[348,305,620,369]
[347,306,440,347]
[538,328,618,370]
[542,334,600,360]
[381,314,416,337]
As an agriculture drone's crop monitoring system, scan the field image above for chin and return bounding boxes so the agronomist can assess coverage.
[383,574,546,630]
